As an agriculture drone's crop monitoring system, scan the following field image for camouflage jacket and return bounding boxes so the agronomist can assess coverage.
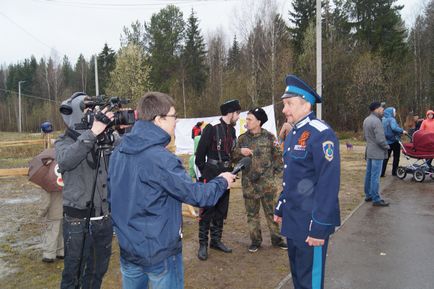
[233,129,283,199]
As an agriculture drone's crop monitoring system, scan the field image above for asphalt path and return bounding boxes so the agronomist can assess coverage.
[277,176,434,289]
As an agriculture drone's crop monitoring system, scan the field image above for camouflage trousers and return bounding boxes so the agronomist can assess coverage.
[243,193,282,246]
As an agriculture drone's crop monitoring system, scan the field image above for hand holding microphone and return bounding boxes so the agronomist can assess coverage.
[231,157,252,175]
[219,172,236,189]
[219,157,252,189]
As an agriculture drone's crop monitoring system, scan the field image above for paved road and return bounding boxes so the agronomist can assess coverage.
[278,177,434,289]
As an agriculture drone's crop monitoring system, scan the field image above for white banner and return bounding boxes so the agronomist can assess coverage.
[175,105,277,154]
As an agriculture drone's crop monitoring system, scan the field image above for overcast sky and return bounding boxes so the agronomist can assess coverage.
[0,0,428,66]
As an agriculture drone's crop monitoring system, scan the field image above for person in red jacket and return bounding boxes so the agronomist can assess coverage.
[420,110,434,133]
[191,121,204,139]
[420,110,434,169]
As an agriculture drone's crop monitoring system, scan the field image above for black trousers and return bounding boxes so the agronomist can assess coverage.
[382,141,401,176]
[200,189,230,221]
[61,215,112,289]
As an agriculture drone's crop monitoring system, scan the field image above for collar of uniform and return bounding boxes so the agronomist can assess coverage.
[247,128,264,137]
[294,112,314,130]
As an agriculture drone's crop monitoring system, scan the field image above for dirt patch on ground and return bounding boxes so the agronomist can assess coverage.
[0,144,366,289]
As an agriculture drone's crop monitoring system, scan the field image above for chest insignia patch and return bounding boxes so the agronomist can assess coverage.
[322,141,334,162]
[294,145,306,151]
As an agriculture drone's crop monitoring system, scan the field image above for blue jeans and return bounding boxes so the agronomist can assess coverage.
[364,159,383,202]
[120,253,184,289]
[61,215,113,289]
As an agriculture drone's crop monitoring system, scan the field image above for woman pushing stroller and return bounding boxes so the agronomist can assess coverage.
[381,107,407,177]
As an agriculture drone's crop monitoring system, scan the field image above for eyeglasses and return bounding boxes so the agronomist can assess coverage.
[161,114,178,120]
[152,113,178,120]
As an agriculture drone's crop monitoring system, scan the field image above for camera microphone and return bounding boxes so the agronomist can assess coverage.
[231,157,252,175]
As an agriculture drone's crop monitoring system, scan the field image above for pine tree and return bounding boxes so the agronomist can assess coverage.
[348,0,407,60]
[227,35,241,71]
[74,54,89,93]
[289,0,316,56]
[87,55,96,96]
[97,44,116,95]
[62,55,73,90]
[145,5,185,92]
[182,9,208,96]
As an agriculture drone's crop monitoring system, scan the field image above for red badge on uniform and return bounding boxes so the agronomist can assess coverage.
[298,131,310,147]
[294,131,310,151]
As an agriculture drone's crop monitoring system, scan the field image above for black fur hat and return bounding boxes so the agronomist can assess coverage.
[248,107,268,126]
[220,100,241,115]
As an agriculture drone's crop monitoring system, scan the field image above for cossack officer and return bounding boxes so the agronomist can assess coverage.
[274,75,341,289]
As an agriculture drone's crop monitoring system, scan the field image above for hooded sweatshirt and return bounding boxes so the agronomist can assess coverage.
[382,107,404,144]
[420,110,434,133]
[55,93,110,216]
[109,120,228,266]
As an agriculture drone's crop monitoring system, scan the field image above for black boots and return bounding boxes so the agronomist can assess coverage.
[198,220,209,261]
[209,220,232,253]
[198,219,232,260]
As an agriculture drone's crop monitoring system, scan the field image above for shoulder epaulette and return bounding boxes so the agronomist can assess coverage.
[210,120,220,126]
[309,119,329,132]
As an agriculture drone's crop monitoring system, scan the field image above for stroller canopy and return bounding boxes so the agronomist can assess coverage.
[412,130,434,152]
[403,130,434,159]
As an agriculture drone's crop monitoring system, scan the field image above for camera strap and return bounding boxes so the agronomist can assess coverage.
[65,127,80,141]
[215,124,223,163]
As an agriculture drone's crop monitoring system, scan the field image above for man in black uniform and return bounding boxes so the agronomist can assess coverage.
[195,99,241,261]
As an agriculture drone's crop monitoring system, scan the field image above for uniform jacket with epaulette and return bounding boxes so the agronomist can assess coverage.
[274,112,341,241]
[233,128,283,199]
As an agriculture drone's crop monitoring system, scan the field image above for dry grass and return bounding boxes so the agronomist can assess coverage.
[0,132,62,169]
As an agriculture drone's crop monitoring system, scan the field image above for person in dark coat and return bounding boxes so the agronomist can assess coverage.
[195,99,241,261]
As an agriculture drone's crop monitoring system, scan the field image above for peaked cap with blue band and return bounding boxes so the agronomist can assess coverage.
[281,75,321,105]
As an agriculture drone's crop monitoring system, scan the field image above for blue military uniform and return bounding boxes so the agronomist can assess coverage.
[275,75,341,289]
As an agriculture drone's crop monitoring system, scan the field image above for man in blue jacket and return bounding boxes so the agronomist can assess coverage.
[381,107,407,177]
[274,75,341,289]
[109,92,236,289]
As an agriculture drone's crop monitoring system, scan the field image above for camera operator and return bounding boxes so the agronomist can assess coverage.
[56,92,115,289]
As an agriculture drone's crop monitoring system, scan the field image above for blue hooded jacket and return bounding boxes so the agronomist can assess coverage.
[108,120,228,266]
[382,107,404,144]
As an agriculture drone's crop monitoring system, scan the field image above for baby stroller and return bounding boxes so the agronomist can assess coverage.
[397,130,434,182]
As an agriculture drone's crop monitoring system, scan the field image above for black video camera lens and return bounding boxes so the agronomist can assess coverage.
[113,110,136,126]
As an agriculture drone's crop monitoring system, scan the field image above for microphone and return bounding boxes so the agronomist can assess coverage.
[231,157,252,175]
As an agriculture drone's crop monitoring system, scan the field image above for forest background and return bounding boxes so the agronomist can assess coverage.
[1,0,434,133]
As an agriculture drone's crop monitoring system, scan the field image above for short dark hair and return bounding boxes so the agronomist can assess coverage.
[137,92,175,121]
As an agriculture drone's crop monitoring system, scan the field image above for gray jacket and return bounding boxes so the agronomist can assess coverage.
[55,129,109,216]
[363,113,390,160]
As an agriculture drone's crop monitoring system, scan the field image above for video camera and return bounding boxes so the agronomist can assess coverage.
[80,96,135,127]
[78,95,135,146]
